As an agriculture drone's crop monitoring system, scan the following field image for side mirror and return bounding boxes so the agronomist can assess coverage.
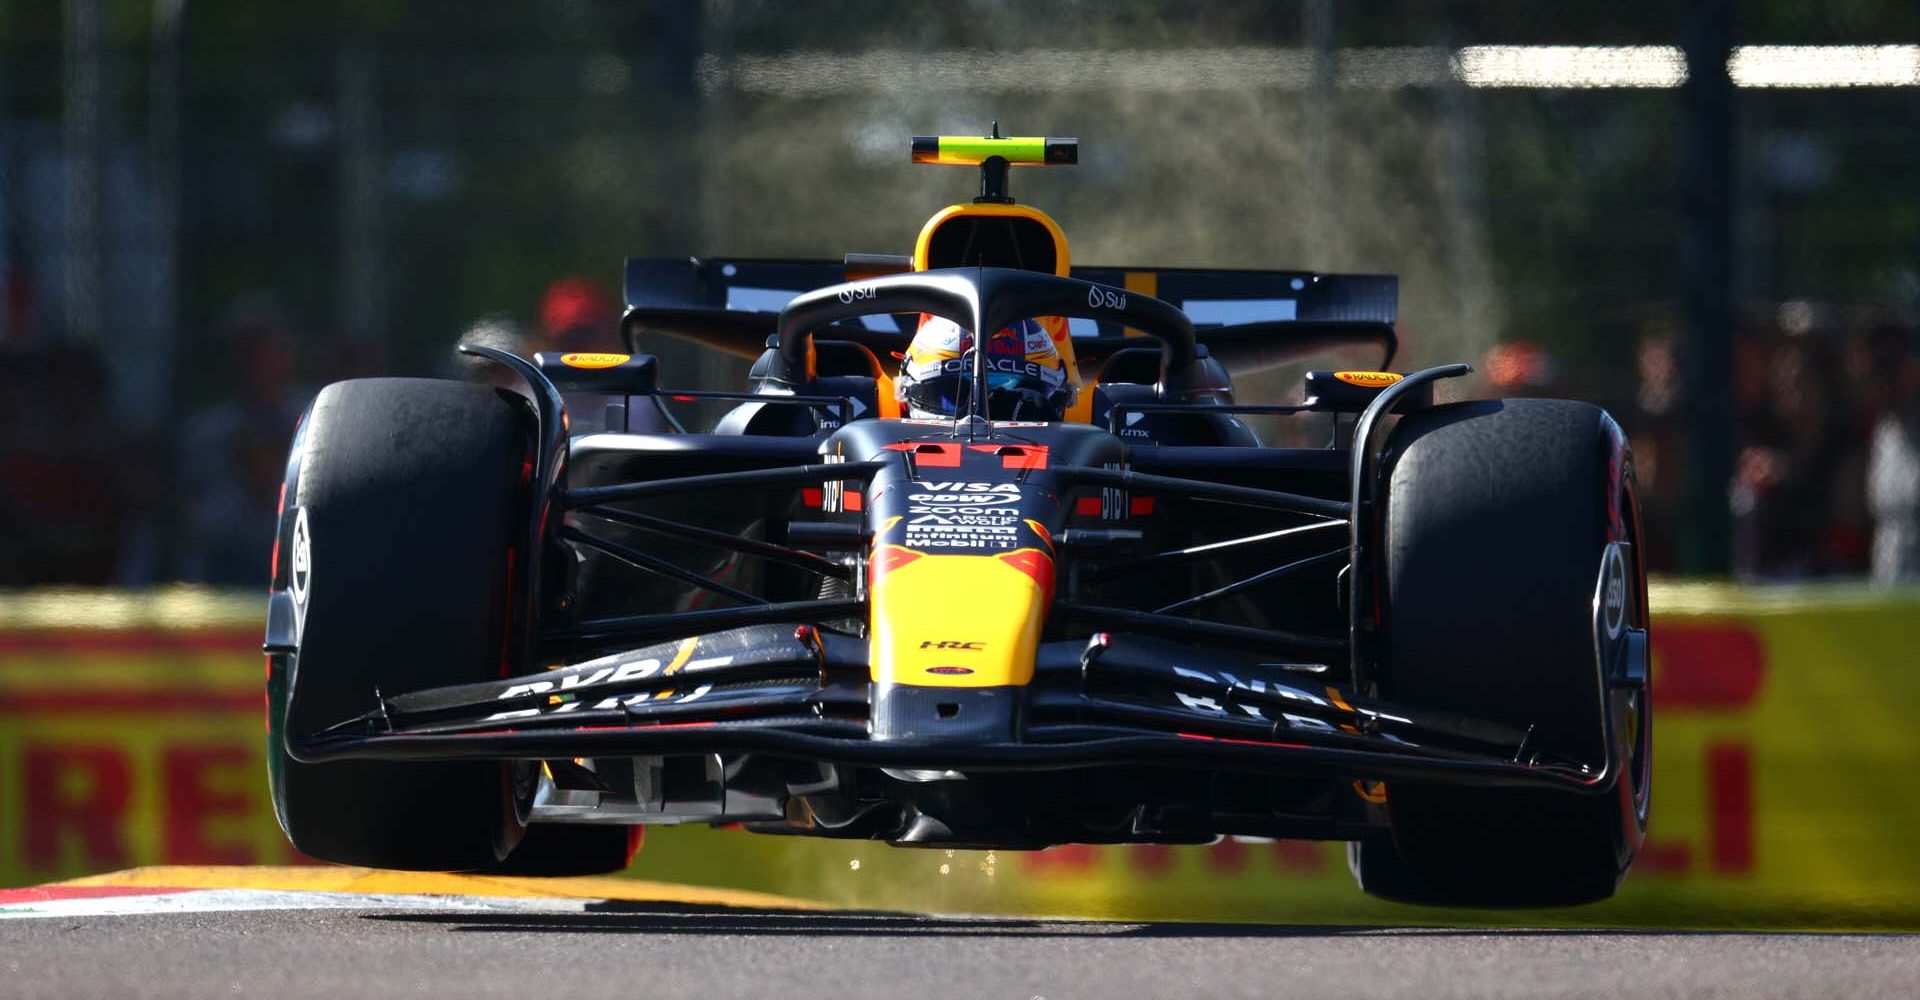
[1302,370,1431,413]
[533,351,659,395]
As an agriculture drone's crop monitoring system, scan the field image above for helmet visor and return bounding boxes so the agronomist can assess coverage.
[901,369,1064,420]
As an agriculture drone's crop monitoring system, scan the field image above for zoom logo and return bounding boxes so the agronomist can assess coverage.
[1087,286,1127,310]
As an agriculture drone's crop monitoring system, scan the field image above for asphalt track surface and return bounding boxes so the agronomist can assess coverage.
[4,901,1917,1000]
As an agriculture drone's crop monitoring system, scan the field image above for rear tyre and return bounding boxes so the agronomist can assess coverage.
[1353,398,1649,907]
[488,824,642,877]
[267,378,532,871]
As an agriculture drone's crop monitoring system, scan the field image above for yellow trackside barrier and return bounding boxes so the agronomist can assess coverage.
[4,583,1920,928]
[0,588,299,879]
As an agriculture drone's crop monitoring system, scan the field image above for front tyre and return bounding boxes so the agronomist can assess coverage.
[1353,398,1651,906]
[267,378,532,871]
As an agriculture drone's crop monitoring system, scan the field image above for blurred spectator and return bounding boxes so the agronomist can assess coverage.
[538,276,618,355]
[1480,340,1561,398]
[1729,334,1861,579]
[1864,320,1920,584]
[1628,327,1684,572]
[174,295,310,586]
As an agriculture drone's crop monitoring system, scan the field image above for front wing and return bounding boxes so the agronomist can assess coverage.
[289,623,1622,796]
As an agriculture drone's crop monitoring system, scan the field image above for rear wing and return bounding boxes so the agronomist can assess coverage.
[621,257,1398,370]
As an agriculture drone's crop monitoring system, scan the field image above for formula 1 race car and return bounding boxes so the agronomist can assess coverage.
[266,131,1651,906]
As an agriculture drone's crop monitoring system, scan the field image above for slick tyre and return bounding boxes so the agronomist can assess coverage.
[267,378,532,871]
[1353,398,1650,907]
[487,824,642,877]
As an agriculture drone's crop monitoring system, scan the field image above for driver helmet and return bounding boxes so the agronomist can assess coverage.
[896,316,1072,421]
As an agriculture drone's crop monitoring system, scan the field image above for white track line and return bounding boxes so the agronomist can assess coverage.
[0,888,596,920]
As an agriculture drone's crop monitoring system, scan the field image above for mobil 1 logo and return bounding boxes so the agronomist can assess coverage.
[903,522,1019,550]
